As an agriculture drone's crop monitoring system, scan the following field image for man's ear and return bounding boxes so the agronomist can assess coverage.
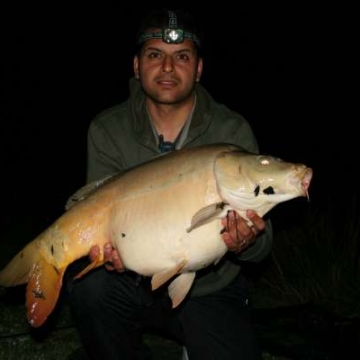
[133,56,139,79]
[196,58,203,82]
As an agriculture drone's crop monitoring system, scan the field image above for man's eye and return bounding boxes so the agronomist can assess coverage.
[177,53,189,61]
[149,52,161,59]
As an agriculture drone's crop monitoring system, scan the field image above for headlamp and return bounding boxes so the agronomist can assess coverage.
[164,28,184,43]
[138,29,200,46]
[137,10,201,47]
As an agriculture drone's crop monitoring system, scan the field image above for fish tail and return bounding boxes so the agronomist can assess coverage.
[0,241,65,327]
[26,257,65,327]
[0,241,41,287]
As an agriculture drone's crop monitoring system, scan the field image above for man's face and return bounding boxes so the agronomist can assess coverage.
[134,38,203,105]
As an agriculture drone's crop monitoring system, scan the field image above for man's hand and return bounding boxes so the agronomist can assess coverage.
[221,210,266,253]
[89,242,125,272]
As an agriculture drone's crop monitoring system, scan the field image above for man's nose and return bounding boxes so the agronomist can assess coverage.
[162,56,174,73]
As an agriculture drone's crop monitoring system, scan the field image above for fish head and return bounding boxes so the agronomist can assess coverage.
[214,150,313,218]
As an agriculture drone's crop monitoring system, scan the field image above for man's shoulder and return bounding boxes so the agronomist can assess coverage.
[207,101,250,130]
[214,103,247,121]
[93,102,128,123]
[88,102,131,134]
[196,84,248,123]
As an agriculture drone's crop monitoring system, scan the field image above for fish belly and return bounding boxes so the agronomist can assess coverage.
[113,218,227,276]
[108,166,226,276]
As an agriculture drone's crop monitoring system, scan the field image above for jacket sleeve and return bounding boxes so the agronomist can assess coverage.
[238,220,273,262]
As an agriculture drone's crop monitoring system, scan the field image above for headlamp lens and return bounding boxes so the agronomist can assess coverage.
[163,29,184,44]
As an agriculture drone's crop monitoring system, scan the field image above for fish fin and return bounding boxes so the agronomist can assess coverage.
[151,260,187,291]
[0,242,41,287]
[65,173,119,210]
[168,272,196,308]
[73,256,104,280]
[26,258,65,328]
[187,202,228,232]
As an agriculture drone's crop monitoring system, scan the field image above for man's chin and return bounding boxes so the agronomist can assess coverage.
[148,92,194,106]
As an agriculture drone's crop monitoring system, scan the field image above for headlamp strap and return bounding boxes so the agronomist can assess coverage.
[168,11,178,29]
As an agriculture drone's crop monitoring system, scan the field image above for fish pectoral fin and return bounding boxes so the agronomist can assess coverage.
[168,272,196,308]
[151,260,187,291]
[73,257,104,280]
[26,258,65,328]
[187,202,227,232]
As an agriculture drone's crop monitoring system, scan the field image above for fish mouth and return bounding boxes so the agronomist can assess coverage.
[301,167,313,200]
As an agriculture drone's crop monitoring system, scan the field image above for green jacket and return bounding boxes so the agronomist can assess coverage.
[86,78,273,296]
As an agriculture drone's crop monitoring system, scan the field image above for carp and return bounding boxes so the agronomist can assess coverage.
[0,143,312,328]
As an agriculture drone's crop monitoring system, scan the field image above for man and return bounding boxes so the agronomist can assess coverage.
[67,8,272,360]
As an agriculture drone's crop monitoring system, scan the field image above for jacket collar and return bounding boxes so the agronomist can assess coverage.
[127,77,214,149]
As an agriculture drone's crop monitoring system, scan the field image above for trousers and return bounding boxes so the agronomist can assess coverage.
[66,263,262,360]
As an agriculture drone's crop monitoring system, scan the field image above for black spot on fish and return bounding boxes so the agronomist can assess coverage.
[254,185,260,197]
[51,245,54,255]
[263,186,275,195]
[20,252,24,259]
[122,233,126,237]
[33,290,46,299]
[216,202,227,210]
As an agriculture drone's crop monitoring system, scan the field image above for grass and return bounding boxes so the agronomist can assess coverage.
[250,194,360,319]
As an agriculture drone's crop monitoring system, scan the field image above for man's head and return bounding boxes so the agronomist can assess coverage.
[133,9,204,106]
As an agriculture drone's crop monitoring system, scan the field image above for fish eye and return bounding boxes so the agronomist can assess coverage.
[258,156,271,165]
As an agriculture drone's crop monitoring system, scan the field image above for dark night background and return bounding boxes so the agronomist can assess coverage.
[0,3,359,358]
[1,3,357,251]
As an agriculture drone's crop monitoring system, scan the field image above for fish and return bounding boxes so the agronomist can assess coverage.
[0,143,313,328]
